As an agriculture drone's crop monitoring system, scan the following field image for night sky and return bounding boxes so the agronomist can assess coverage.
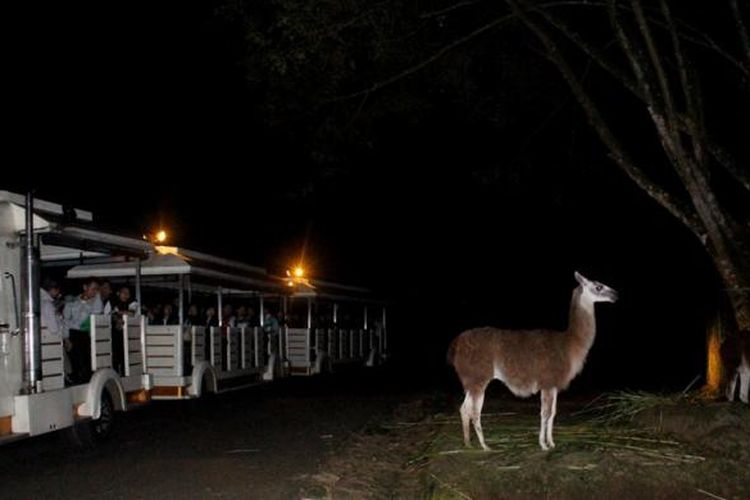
[8,0,744,393]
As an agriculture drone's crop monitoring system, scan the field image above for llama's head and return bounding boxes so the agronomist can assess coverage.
[575,271,618,303]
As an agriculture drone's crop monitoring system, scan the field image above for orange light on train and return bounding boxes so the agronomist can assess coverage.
[293,266,304,278]
[155,230,167,243]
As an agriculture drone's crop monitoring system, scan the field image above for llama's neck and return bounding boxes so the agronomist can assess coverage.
[566,286,596,349]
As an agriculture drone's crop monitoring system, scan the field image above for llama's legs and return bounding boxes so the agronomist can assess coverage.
[460,393,472,446]
[539,389,554,450]
[545,388,558,448]
[726,370,738,402]
[470,391,490,451]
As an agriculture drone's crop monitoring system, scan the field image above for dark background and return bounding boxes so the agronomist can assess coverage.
[6,0,730,394]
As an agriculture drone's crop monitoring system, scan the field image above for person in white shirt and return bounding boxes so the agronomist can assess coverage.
[63,278,103,383]
[40,279,64,339]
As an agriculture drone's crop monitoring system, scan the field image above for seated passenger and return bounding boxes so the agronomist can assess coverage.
[112,286,138,315]
[100,279,113,315]
[205,307,219,328]
[236,305,250,328]
[41,278,64,339]
[161,303,178,325]
[185,304,200,326]
[223,304,236,328]
[63,278,103,384]
[263,307,281,355]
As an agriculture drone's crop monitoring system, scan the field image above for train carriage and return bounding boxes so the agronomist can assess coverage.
[0,191,153,445]
[66,246,287,398]
[0,190,390,447]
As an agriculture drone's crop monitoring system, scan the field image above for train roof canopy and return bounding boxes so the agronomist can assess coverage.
[66,246,282,293]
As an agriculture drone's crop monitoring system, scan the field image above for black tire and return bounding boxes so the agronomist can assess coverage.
[201,375,217,400]
[64,390,115,448]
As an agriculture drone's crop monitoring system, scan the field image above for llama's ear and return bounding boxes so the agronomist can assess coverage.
[574,271,587,284]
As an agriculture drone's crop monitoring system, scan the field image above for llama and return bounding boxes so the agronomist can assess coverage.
[447,271,618,451]
[726,331,750,404]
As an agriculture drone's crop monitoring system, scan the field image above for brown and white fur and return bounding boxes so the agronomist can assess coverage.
[726,331,750,404]
[447,271,618,451]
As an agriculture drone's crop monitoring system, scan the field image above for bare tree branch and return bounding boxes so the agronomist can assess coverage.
[705,135,750,192]
[608,1,660,111]
[630,0,676,121]
[729,0,750,68]
[675,18,750,80]
[327,12,517,104]
[505,0,706,241]
[530,5,643,99]
[329,0,749,107]
[659,0,706,164]
[419,0,486,20]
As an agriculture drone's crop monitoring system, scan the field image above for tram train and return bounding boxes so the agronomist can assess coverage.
[0,191,387,446]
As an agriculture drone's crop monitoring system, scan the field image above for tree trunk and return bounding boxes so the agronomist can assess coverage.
[704,313,726,397]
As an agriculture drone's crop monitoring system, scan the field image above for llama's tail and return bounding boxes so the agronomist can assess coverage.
[446,336,460,366]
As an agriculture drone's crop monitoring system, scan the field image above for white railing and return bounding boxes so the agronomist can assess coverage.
[287,328,310,369]
[146,325,182,377]
[241,326,259,370]
[192,326,206,365]
[90,314,113,371]
[227,327,241,371]
[123,315,145,377]
[41,327,64,391]
[209,327,222,369]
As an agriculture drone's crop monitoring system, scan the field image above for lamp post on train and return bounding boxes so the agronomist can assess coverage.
[285,266,309,288]
[143,229,168,244]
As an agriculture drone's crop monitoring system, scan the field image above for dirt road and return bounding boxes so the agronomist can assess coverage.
[0,369,407,499]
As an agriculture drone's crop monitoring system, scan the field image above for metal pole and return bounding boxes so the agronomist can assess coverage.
[333,303,338,325]
[23,192,41,393]
[259,295,265,327]
[363,305,368,330]
[178,275,185,326]
[307,297,312,330]
[135,258,142,314]
[217,287,223,327]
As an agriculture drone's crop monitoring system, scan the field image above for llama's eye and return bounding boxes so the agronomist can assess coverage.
[595,285,603,292]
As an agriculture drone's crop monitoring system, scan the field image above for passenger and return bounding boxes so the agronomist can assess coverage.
[222,304,236,327]
[205,306,219,328]
[247,306,258,327]
[63,278,103,384]
[144,305,155,325]
[236,305,250,328]
[159,304,180,325]
[41,278,70,382]
[110,286,137,376]
[185,304,200,326]
[40,278,64,339]
[100,280,113,315]
[150,304,164,325]
[263,307,281,356]
[112,286,138,315]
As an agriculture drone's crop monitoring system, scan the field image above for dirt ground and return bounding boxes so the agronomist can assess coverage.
[303,388,750,499]
[1,370,747,499]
